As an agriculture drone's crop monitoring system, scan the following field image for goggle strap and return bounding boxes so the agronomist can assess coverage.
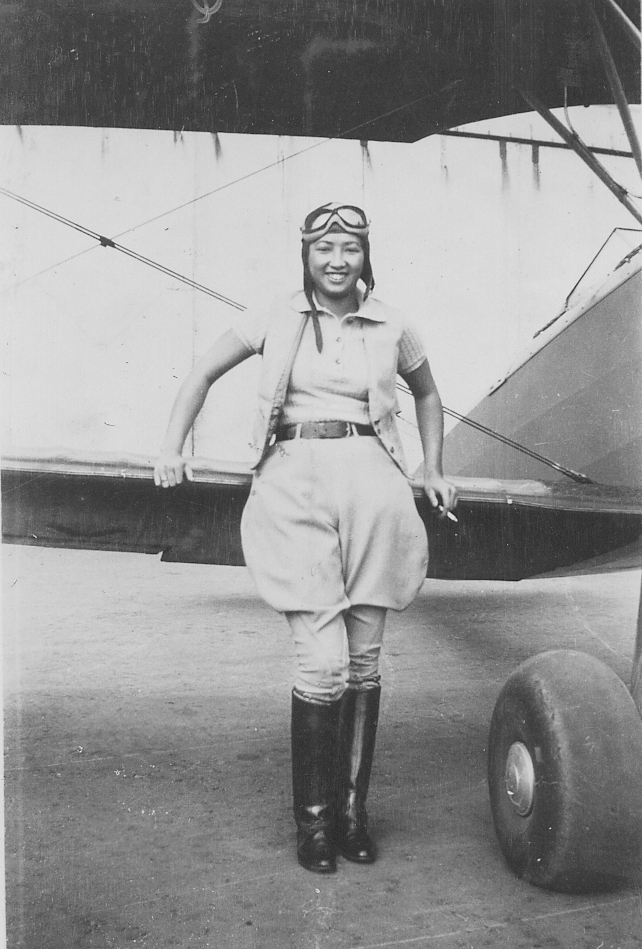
[311,311,323,353]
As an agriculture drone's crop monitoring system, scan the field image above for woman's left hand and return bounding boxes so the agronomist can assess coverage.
[423,473,458,518]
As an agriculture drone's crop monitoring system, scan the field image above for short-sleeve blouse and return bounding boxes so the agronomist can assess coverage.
[232,293,427,426]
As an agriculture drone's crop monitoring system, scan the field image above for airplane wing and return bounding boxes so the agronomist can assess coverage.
[2,1,639,142]
[3,451,641,581]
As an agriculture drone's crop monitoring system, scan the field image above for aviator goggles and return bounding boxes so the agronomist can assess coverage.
[301,204,370,242]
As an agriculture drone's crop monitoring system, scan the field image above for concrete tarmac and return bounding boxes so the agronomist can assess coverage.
[4,545,642,949]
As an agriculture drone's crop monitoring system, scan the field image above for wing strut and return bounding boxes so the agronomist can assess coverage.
[589,1,642,179]
[517,87,642,227]
[600,0,642,51]
[439,129,632,159]
[633,574,642,717]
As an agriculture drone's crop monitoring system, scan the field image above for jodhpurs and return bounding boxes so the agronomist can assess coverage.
[241,436,428,702]
[286,604,386,701]
[241,437,428,612]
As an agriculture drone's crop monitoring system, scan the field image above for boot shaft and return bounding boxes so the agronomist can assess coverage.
[291,691,341,824]
[337,685,381,813]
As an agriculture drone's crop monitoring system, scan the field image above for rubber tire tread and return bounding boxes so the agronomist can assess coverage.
[488,649,642,893]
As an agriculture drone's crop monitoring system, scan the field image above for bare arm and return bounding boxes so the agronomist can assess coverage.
[401,359,458,516]
[154,329,253,487]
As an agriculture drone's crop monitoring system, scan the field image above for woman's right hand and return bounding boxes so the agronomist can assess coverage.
[153,452,194,488]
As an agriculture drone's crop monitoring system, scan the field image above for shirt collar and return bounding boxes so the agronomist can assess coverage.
[290,288,385,322]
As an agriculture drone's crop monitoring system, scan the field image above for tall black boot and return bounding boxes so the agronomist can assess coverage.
[334,684,381,863]
[291,690,341,874]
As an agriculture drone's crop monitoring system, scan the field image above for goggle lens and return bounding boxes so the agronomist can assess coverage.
[304,205,368,234]
[337,207,368,227]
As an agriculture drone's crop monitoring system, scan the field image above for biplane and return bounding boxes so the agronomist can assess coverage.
[2,0,642,894]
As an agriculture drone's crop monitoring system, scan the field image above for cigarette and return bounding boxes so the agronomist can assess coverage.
[438,506,459,523]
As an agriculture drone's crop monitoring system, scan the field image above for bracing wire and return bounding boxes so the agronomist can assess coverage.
[2,83,454,295]
[3,176,594,482]
[115,86,460,241]
[0,186,246,309]
[2,183,597,482]
[1,75,596,483]
[5,174,589,479]
[396,382,593,483]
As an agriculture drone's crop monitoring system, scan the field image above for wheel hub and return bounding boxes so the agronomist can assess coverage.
[504,742,535,816]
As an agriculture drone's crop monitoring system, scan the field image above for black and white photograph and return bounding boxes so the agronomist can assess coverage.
[2,2,642,947]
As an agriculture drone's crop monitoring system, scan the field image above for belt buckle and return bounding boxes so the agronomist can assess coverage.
[346,422,356,437]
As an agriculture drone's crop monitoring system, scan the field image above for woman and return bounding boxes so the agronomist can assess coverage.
[154,203,457,874]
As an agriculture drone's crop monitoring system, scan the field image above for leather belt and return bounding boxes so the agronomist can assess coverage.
[275,421,376,441]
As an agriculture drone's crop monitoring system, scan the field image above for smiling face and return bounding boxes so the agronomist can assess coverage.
[306,231,365,311]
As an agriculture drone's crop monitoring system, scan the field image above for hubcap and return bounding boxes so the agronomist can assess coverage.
[504,742,535,816]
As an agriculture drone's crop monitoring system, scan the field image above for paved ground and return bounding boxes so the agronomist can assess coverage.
[4,544,642,949]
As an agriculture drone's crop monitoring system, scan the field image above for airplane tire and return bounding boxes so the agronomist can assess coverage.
[488,649,642,893]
